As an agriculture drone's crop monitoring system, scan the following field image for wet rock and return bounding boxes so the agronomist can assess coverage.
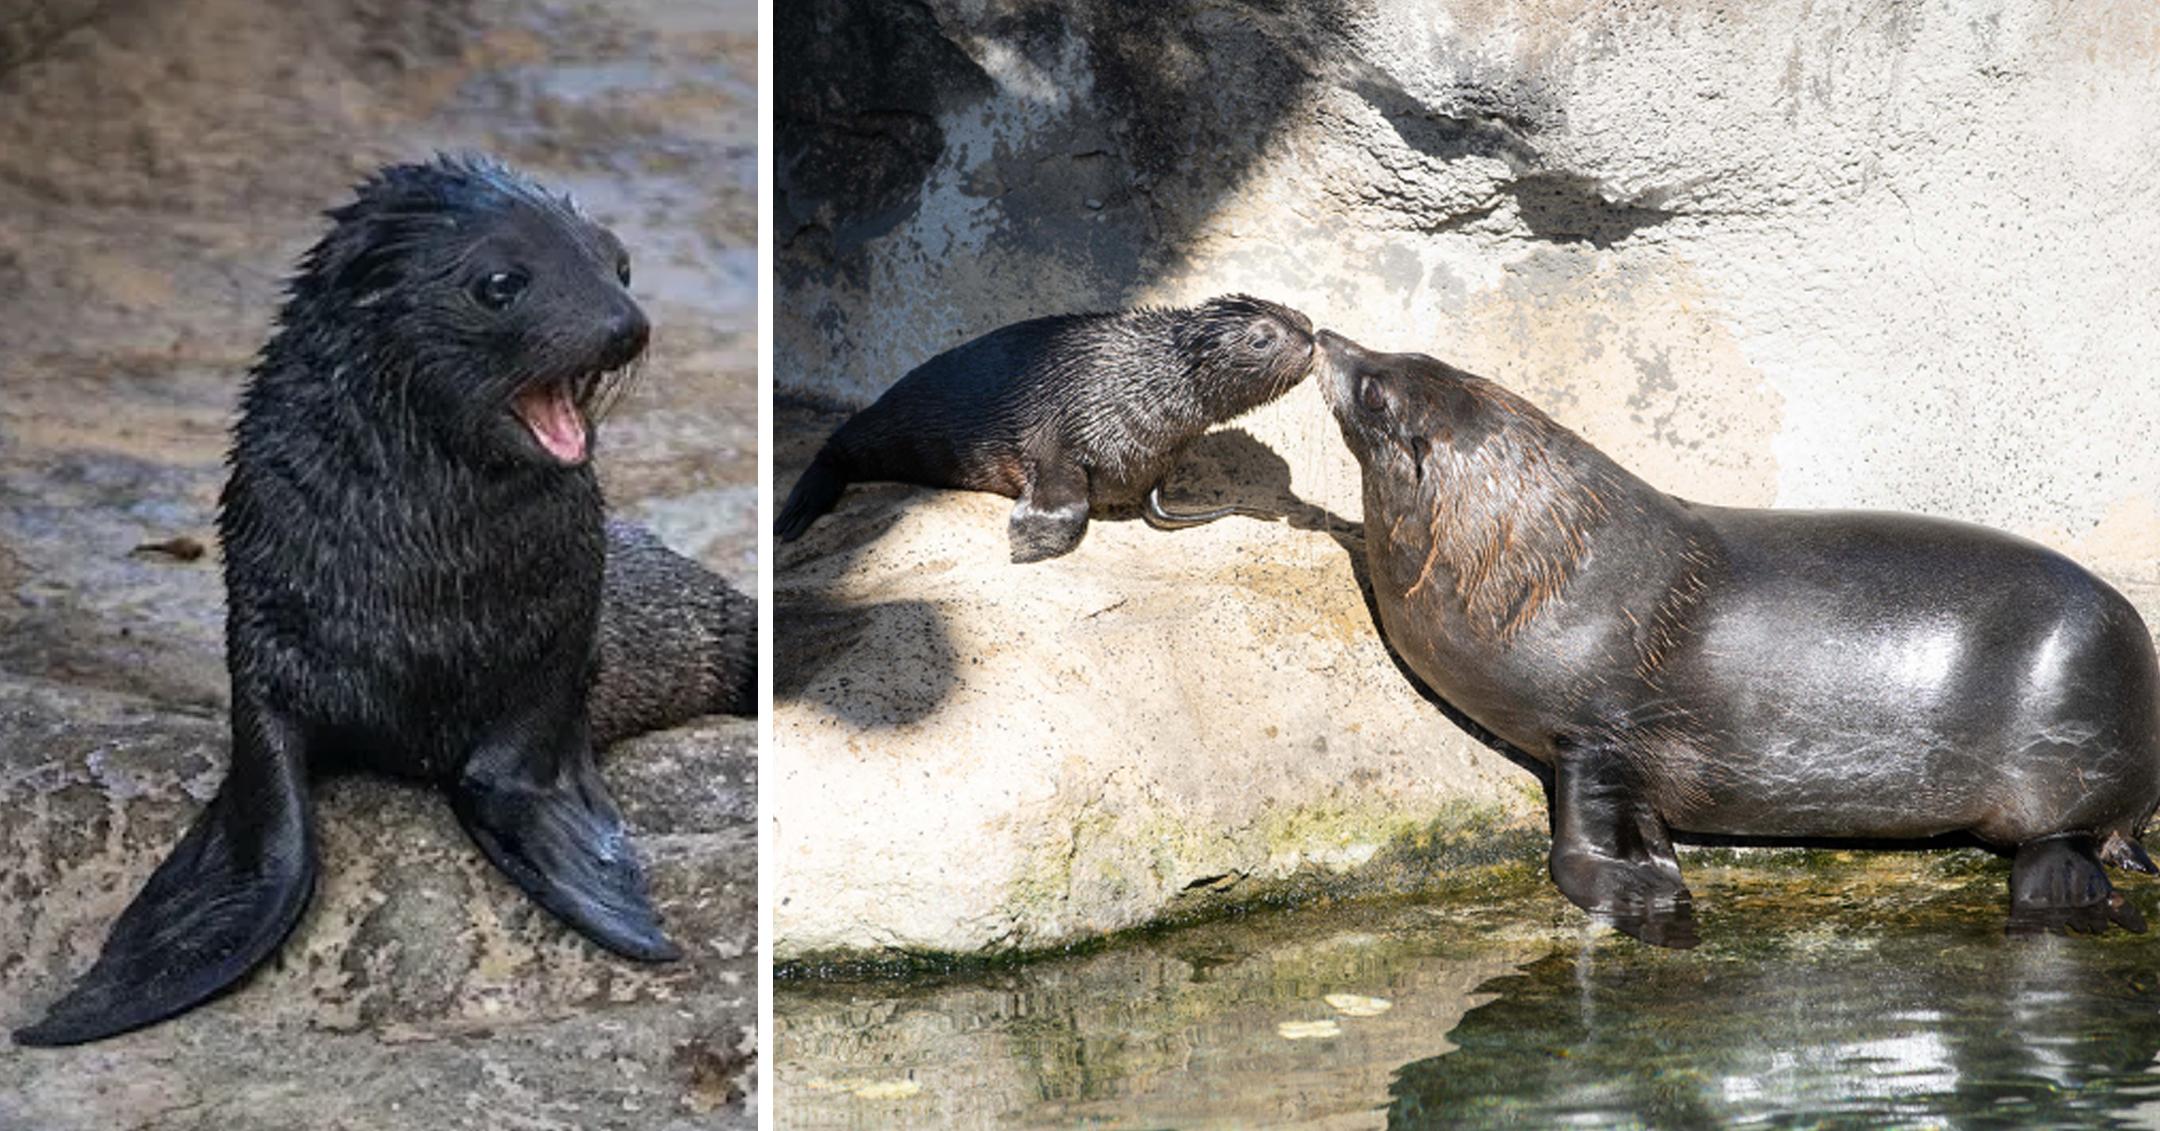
[0,0,103,72]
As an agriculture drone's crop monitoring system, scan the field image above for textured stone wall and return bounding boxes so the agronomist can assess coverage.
[0,0,106,71]
[774,0,2160,962]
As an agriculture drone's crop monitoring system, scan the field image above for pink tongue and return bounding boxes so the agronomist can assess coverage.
[516,384,588,463]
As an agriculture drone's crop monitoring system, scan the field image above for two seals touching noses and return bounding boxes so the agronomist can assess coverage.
[16,156,756,1046]
[775,295,1318,562]
[1318,328,2158,949]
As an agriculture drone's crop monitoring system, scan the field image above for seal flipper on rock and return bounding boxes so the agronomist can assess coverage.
[450,717,679,963]
[14,697,316,1046]
[776,449,849,543]
[1141,480,1278,531]
[2008,834,2148,936]
[1008,452,1091,564]
[1547,738,1698,950]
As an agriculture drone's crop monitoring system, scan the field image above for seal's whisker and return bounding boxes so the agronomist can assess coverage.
[590,355,647,424]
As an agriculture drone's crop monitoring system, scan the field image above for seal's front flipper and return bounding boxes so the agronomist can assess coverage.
[1142,481,1277,531]
[1009,456,1090,564]
[15,700,316,1046]
[1547,738,1697,950]
[2009,834,2147,936]
[451,738,680,962]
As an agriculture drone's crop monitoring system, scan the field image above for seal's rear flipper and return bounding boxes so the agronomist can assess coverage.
[776,451,848,542]
[592,520,759,746]
[452,743,680,962]
[2008,834,2148,936]
[15,704,316,1046]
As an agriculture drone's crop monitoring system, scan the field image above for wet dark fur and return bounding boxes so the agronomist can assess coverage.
[595,519,758,737]
[1321,328,2160,950]
[16,156,754,1047]
[776,294,1316,562]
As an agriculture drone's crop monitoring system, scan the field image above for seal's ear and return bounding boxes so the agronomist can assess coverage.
[301,202,458,310]
[14,699,317,1046]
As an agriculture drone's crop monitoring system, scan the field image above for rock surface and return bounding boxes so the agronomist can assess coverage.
[0,0,757,1126]
[773,0,2160,961]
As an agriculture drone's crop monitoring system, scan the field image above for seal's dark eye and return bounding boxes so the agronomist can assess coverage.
[616,257,632,286]
[1358,376,1387,413]
[473,269,530,310]
[1247,326,1276,350]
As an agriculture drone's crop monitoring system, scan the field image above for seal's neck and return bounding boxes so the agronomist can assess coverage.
[1387,378,1663,642]
[235,331,602,525]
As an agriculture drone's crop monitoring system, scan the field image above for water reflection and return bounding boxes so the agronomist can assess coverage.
[1392,919,2160,1127]
[776,855,2160,1129]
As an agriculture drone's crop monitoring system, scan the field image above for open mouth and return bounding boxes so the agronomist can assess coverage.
[512,372,605,465]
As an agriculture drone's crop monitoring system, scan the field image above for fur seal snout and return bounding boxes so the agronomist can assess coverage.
[776,294,1317,562]
[16,156,755,1046]
[1318,328,2160,948]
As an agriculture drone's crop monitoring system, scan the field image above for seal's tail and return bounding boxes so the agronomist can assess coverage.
[775,450,847,541]
[14,707,316,1046]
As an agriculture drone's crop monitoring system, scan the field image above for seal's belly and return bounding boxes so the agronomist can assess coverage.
[1654,723,1990,840]
[1644,515,2160,843]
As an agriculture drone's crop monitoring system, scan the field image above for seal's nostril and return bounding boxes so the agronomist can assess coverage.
[609,306,650,363]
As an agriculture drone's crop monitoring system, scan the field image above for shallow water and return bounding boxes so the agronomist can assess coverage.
[776,851,2160,1129]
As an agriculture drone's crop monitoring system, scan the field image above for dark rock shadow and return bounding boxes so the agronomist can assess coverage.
[775,594,960,729]
[1096,427,1352,535]
[777,0,1363,298]
[772,400,962,728]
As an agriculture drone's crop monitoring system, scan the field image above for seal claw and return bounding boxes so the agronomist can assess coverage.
[1141,480,1277,531]
[2100,830,2158,875]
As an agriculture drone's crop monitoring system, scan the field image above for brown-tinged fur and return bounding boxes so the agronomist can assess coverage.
[1321,327,2160,947]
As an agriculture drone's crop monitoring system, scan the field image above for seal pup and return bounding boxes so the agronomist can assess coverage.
[775,295,1316,562]
[16,156,755,1046]
[1319,329,2159,948]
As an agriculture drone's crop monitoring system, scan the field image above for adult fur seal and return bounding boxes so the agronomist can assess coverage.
[1319,329,2159,949]
[15,156,756,1046]
[775,295,1316,562]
